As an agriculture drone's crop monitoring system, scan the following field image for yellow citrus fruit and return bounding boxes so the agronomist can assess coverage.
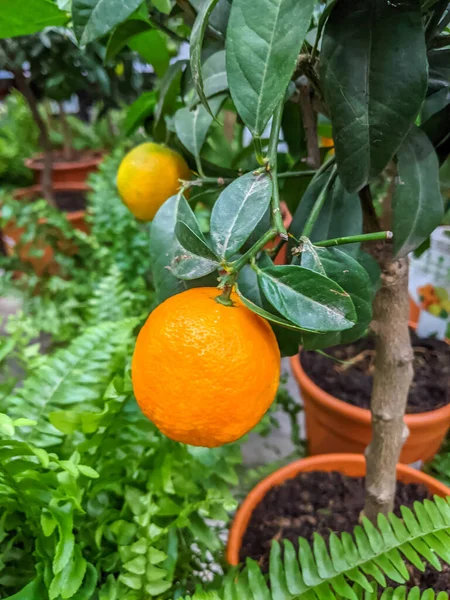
[117,142,191,221]
[132,287,280,447]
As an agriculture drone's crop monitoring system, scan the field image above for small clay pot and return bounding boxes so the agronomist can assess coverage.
[25,151,103,185]
[227,453,450,566]
[290,352,450,464]
[2,182,89,276]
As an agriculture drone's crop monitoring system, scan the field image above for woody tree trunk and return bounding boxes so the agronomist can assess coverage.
[361,188,414,522]
[14,69,55,206]
[59,102,74,162]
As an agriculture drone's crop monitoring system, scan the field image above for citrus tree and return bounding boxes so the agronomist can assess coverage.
[102,0,448,524]
[1,0,450,598]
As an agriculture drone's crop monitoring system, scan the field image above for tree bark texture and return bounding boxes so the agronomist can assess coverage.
[297,80,321,170]
[364,251,414,522]
[14,70,54,205]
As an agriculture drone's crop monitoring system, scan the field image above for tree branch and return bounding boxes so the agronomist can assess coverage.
[297,79,321,169]
[364,250,414,521]
[14,70,54,206]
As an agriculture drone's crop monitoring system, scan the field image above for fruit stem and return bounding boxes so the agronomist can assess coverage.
[315,231,393,248]
[302,164,338,238]
[228,229,277,274]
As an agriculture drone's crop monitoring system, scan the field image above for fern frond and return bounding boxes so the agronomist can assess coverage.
[213,497,450,599]
[6,319,136,447]
[86,265,135,324]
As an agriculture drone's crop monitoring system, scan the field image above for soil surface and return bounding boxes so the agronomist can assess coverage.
[301,331,450,414]
[53,191,86,213]
[240,471,449,592]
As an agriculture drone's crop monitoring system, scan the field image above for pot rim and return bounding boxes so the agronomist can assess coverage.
[25,151,103,171]
[289,346,450,426]
[226,453,450,566]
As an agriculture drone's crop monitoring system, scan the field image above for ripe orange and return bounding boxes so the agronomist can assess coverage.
[117,142,191,221]
[132,287,280,447]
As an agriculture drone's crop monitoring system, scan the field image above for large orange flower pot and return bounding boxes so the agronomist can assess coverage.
[227,453,450,566]
[290,353,450,464]
[2,182,89,276]
[25,151,103,185]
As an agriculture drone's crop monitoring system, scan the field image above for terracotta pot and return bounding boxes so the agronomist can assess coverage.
[25,151,103,185]
[227,453,450,566]
[2,182,89,276]
[290,353,450,464]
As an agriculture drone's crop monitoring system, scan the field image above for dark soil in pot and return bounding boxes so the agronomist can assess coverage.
[240,471,449,592]
[52,190,86,213]
[301,331,450,414]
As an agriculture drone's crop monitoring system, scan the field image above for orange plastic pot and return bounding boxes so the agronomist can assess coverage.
[227,453,450,566]
[25,151,103,185]
[290,353,450,464]
[2,182,89,276]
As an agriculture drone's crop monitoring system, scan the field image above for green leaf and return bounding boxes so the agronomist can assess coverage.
[190,0,221,115]
[258,265,357,333]
[51,502,75,575]
[0,0,68,38]
[152,0,172,14]
[226,0,315,135]
[185,51,228,108]
[125,92,158,136]
[105,18,153,63]
[72,0,144,46]
[393,126,444,257]
[150,196,217,301]
[129,29,170,78]
[175,195,219,261]
[78,465,100,478]
[174,94,226,158]
[421,102,450,164]
[300,242,373,348]
[154,61,186,140]
[145,580,172,596]
[320,0,428,192]
[5,576,45,599]
[289,172,362,254]
[210,172,273,259]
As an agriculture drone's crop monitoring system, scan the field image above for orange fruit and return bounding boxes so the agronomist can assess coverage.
[132,287,280,447]
[117,142,191,221]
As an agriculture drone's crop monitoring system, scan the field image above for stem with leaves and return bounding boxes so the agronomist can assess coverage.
[268,99,287,236]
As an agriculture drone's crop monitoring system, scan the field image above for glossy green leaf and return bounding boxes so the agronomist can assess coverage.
[421,102,450,164]
[226,0,315,135]
[428,49,450,93]
[191,0,230,34]
[320,0,428,192]
[129,29,170,77]
[289,171,362,255]
[105,18,152,63]
[150,196,218,300]
[258,265,356,333]
[190,0,221,115]
[125,92,158,136]
[72,0,144,46]
[151,0,172,14]
[282,101,306,161]
[186,51,228,109]
[154,61,186,139]
[0,0,68,38]
[175,195,218,261]
[301,242,373,348]
[174,94,226,158]
[6,576,45,599]
[393,126,444,257]
[210,172,272,259]
[237,263,303,356]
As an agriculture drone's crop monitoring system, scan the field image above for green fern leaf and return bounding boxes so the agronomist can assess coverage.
[223,496,450,599]
[7,320,136,447]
